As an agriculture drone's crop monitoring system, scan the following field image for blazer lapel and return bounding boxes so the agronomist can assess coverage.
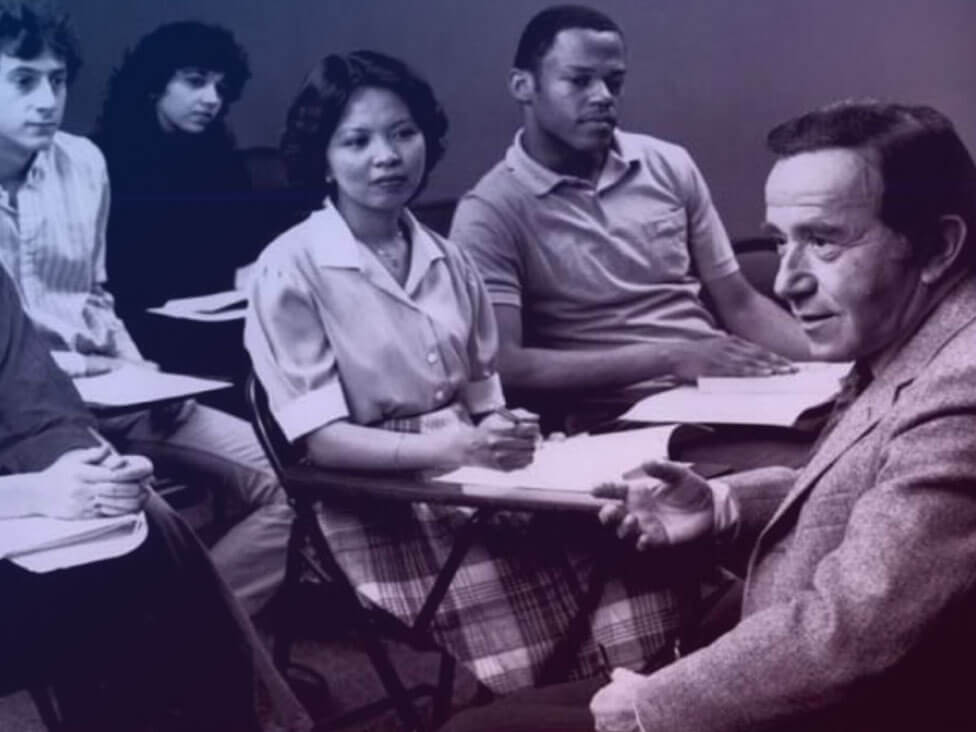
[754,275,976,552]
[759,381,887,535]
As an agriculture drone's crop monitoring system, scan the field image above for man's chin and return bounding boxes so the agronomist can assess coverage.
[805,340,855,363]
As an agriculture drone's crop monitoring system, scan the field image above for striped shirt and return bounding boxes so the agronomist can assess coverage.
[0,131,140,360]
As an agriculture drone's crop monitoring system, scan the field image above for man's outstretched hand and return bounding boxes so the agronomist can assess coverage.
[595,460,715,549]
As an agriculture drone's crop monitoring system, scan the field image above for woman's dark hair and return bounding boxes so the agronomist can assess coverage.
[0,0,81,82]
[93,21,250,144]
[281,50,448,204]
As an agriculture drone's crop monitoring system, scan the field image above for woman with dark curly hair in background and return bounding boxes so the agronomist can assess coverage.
[246,50,695,695]
[92,21,263,374]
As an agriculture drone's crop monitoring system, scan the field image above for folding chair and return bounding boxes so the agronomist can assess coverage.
[246,373,469,731]
[245,373,625,730]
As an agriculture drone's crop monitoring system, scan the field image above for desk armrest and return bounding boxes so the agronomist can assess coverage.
[282,464,609,514]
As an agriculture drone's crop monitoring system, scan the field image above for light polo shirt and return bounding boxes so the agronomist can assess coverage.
[245,201,504,441]
[451,130,738,351]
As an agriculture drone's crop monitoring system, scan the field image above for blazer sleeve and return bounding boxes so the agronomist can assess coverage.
[632,338,976,731]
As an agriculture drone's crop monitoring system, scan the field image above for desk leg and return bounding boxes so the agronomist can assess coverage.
[535,545,610,686]
[412,509,491,633]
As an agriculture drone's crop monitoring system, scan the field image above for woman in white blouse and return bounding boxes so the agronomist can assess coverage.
[245,50,689,694]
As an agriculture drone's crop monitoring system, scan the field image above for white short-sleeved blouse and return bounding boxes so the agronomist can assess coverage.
[245,201,504,441]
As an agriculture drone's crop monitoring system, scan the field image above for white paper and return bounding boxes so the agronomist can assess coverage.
[622,362,849,427]
[697,362,851,396]
[147,290,247,322]
[74,365,231,408]
[436,425,680,492]
[0,512,148,572]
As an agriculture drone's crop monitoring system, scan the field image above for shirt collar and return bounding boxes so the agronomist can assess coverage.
[22,145,53,188]
[309,199,445,283]
[504,128,640,196]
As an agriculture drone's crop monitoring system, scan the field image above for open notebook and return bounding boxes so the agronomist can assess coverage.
[0,512,148,572]
[435,424,701,493]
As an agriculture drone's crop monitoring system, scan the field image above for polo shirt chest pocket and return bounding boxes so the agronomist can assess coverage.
[640,210,691,280]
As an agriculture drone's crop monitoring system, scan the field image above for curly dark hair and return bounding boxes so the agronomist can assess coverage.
[93,21,250,144]
[0,0,81,82]
[281,50,448,204]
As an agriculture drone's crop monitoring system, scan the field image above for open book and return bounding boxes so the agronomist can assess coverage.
[435,424,700,493]
[0,512,148,573]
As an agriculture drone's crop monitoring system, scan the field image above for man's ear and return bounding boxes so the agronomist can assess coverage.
[508,68,534,104]
[921,214,968,285]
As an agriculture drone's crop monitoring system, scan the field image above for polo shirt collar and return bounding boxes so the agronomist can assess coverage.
[504,129,640,196]
[309,199,445,292]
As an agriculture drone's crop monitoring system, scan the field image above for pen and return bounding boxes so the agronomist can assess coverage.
[597,643,613,681]
[495,406,543,447]
[495,406,528,425]
[87,427,127,470]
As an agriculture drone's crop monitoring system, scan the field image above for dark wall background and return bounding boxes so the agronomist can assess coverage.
[65,0,976,238]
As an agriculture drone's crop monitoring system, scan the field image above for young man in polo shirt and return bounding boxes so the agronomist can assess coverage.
[451,5,808,405]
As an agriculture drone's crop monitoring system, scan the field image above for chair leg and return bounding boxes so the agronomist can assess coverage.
[357,629,428,731]
[29,687,62,731]
[274,522,306,671]
[431,652,455,728]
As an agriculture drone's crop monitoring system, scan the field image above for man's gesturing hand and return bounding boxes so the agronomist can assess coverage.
[595,460,715,549]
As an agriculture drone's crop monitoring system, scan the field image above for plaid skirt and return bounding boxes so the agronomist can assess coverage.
[318,497,698,694]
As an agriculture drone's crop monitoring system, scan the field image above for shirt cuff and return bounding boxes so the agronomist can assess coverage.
[461,373,505,415]
[486,289,522,309]
[709,479,740,537]
[50,350,86,376]
[273,382,350,442]
[699,255,740,282]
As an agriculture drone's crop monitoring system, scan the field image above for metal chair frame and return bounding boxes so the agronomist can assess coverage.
[245,373,626,730]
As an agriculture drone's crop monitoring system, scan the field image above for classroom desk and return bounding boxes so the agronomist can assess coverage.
[282,463,612,514]
[513,375,828,471]
[277,459,706,688]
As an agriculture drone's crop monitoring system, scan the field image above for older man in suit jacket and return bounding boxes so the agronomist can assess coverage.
[441,101,976,732]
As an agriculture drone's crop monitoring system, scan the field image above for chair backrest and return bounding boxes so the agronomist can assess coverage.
[733,236,783,303]
[245,372,300,485]
[412,198,458,237]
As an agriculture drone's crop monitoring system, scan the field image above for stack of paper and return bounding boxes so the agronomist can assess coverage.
[436,425,682,493]
[622,362,850,427]
[147,290,247,322]
[0,512,147,572]
[74,365,231,408]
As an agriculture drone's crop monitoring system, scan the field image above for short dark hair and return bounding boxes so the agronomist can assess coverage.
[281,50,448,204]
[768,100,976,265]
[0,0,81,82]
[94,21,250,141]
[513,4,622,72]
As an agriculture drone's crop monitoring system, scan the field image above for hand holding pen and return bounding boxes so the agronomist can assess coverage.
[466,406,541,471]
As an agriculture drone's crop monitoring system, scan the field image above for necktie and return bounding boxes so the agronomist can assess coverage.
[809,361,874,454]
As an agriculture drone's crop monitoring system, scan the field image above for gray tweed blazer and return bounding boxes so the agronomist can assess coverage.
[633,275,976,731]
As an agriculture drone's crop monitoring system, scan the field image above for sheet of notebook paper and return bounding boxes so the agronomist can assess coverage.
[436,425,680,492]
[623,362,850,427]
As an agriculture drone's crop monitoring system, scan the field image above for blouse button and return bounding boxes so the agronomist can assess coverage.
[427,351,438,364]
[434,389,445,401]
